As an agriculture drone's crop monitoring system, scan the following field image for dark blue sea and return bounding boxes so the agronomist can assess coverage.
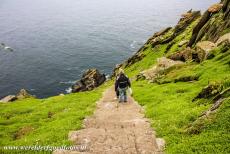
[0,0,218,98]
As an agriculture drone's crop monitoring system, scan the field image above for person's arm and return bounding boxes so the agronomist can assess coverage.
[127,78,131,87]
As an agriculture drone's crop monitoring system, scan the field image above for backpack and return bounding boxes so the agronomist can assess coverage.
[117,74,129,88]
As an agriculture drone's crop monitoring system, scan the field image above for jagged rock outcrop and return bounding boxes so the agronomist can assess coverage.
[168,47,204,62]
[193,83,223,101]
[113,11,201,76]
[16,89,33,99]
[195,41,217,60]
[124,51,145,68]
[216,32,230,45]
[137,57,183,81]
[0,95,17,103]
[71,69,106,93]
[188,0,230,46]
[208,3,223,13]
[178,40,189,47]
[160,10,201,45]
[0,89,33,103]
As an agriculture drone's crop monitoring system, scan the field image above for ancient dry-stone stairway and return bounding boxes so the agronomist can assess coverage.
[54,87,164,154]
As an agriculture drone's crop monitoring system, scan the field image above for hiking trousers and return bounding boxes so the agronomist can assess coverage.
[118,87,127,102]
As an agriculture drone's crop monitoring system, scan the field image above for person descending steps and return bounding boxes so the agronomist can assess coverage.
[115,69,131,103]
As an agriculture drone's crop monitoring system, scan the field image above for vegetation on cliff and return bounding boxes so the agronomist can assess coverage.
[0,0,230,154]
[116,0,230,153]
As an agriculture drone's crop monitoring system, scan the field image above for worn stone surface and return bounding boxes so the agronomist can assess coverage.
[72,69,106,93]
[54,87,163,154]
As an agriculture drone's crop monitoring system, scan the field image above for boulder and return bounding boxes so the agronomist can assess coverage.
[72,69,106,93]
[208,3,223,13]
[193,83,222,101]
[16,89,33,99]
[0,95,17,103]
[196,41,217,60]
[168,46,212,63]
[139,57,183,80]
[216,33,230,46]
[168,48,197,62]
[196,41,216,52]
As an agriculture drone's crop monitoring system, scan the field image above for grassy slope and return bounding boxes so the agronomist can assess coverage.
[0,81,111,153]
[0,7,230,154]
[124,15,230,153]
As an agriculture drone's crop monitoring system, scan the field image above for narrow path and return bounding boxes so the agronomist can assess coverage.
[54,87,164,154]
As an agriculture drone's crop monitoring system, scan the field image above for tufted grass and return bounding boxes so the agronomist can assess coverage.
[126,25,230,153]
[0,81,111,154]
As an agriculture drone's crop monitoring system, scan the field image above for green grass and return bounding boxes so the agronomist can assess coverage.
[129,45,230,153]
[0,81,111,153]
[125,44,167,77]
[1,6,230,154]
[121,11,230,152]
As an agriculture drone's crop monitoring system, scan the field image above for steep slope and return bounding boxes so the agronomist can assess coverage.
[0,0,230,154]
[114,0,230,153]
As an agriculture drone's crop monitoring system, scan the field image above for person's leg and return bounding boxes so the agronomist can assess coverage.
[118,88,123,103]
[124,88,127,102]
[116,89,119,98]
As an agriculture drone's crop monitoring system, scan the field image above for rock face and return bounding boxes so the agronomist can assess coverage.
[216,32,230,45]
[208,3,223,13]
[16,89,33,99]
[188,0,230,46]
[168,47,204,62]
[0,95,17,103]
[0,89,33,103]
[193,83,223,101]
[178,40,189,47]
[195,41,217,60]
[72,69,106,93]
[138,57,183,81]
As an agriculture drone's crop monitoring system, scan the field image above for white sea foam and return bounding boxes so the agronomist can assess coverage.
[65,87,72,93]
[59,81,76,85]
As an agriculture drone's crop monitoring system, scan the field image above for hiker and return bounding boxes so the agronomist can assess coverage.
[115,69,131,102]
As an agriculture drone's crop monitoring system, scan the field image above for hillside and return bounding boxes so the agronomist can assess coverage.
[1,0,230,154]
[116,0,230,153]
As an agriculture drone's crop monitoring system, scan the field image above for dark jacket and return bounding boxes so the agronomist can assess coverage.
[115,73,131,91]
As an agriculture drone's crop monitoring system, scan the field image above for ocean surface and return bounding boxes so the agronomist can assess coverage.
[0,0,218,98]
